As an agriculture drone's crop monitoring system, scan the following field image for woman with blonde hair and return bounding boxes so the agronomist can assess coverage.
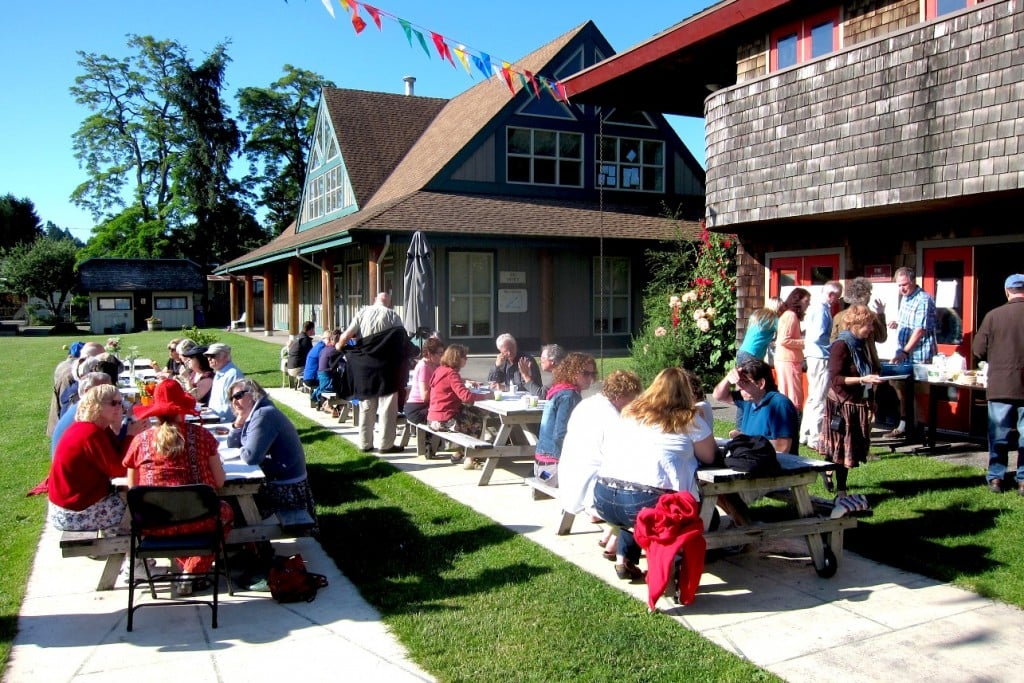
[123,379,233,595]
[48,384,130,533]
[593,367,717,581]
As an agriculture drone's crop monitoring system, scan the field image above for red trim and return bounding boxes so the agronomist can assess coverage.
[563,0,792,98]
[769,7,839,72]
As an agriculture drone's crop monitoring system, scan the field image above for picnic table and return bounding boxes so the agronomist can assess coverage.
[61,423,307,590]
[696,452,856,577]
[467,393,544,485]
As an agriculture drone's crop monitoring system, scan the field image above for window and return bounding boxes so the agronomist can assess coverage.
[506,127,582,187]
[926,0,978,18]
[154,296,188,310]
[449,252,493,338]
[770,9,839,71]
[593,257,630,335]
[303,166,354,224]
[346,263,363,325]
[596,136,664,192]
[97,297,131,311]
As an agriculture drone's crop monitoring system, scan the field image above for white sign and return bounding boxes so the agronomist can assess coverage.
[499,271,526,285]
[498,289,527,313]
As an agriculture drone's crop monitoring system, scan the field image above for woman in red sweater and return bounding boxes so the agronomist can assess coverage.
[48,384,130,534]
[427,344,492,435]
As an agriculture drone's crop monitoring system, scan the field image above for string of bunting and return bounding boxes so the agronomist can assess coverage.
[319,0,568,102]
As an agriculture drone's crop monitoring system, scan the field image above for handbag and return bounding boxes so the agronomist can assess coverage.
[267,554,329,603]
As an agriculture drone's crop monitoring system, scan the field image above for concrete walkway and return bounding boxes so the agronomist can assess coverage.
[264,385,1023,683]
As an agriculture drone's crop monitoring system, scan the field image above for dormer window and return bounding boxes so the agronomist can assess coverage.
[770,8,839,71]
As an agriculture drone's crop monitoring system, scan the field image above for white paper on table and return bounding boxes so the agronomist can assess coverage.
[223,461,262,479]
[219,447,242,461]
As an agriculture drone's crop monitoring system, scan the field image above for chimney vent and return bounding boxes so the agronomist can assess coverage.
[403,76,416,96]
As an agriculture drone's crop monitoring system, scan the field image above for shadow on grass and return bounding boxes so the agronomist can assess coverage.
[309,456,553,618]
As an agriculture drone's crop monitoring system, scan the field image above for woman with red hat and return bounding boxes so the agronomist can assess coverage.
[122,379,234,596]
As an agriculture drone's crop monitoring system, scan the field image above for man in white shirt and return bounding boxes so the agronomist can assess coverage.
[206,342,244,421]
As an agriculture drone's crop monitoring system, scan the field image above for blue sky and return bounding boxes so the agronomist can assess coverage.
[2,0,713,241]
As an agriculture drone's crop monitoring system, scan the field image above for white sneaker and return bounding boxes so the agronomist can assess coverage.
[122,558,156,581]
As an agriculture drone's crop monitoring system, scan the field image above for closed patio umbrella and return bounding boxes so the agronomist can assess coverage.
[403,231,434,342]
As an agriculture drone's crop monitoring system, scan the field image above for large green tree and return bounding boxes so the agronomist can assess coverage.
[1,238,79,321]
[170,44,267,269]
[70,35,187,224]
[237,65,334,234]
[0,194,43,252]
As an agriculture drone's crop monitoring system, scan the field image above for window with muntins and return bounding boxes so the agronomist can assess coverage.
[449,252,493,338]
[596,136,664,192]
[770,8,839,71]
[506,127,582,187]
[97,297,132,311]
[154,296,188,310]
[593,257,630,335]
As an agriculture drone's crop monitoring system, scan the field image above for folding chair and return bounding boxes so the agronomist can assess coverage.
[126,484,232,631]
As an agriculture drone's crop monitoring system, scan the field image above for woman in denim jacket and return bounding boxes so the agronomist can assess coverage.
[533,352,597,486]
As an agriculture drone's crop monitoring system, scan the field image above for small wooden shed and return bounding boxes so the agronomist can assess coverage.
[78,258,205,334]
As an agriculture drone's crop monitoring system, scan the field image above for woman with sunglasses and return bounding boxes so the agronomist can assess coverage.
[225,379,317,530]
[533,352,597,487]
[48,384,130,534]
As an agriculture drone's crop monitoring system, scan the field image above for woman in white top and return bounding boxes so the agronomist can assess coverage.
[593,367,717,581]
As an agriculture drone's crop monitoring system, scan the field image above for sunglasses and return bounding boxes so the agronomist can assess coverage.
[230,389,250,401]
[107,399,123,407]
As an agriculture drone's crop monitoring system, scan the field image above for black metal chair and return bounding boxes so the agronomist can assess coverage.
[126,484,232,631]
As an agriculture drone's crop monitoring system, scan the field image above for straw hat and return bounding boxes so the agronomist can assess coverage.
[133,378,200,420]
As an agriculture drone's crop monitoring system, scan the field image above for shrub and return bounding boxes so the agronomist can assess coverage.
[631,222,737,385]
[178,325,219,347]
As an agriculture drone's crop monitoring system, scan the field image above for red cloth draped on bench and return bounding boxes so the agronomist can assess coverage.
[634,491,705,609]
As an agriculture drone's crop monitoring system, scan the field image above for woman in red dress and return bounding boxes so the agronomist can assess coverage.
[123,379,233,595]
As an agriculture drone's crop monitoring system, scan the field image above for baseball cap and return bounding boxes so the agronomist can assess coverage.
[205,342,231,356]
[1004,274,1024,289]
[181,344,208,358]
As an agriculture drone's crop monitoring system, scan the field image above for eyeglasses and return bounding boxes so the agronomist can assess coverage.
[107,399,123,407]
[230,389,250,401]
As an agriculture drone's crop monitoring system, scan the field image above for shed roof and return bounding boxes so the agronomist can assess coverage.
[78,258,205,292]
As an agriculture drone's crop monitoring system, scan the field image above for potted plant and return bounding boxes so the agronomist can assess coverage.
[145,316,162,331]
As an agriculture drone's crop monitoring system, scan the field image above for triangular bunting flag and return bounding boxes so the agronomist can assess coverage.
[321,0,335,19]
[453,47,473,76]
[399,18,413,46]
[414,29,431,58]
[473,53,493,80]
[340,0,352,12]
[351,11,367,34]
[430,32,456,67]
[500,61,515,93]
[525,70,541,98]
[364,4,383,30]
[554,80,568,102]
[517,71,530,93]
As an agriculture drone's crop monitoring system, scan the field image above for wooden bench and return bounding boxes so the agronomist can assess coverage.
[320,392,360,426]
[523,477,576,535]
[60,509,317,591]
[412,421,515,485]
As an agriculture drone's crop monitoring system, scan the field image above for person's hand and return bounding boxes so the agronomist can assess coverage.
[888,320,898,330]
[873,298,885,314]
[861,374,884,385]
[517,356,532,381]
[494,352,504,367]
[725,368,741,385]
[892,349,907,363]
[728,428,741,438]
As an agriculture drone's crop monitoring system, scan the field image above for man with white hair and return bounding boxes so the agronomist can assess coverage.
[800,280,843,449]
[487,333,542,397]
[205,342,244,421]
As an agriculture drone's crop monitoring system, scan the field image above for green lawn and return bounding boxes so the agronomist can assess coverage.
[3,330,1022,680]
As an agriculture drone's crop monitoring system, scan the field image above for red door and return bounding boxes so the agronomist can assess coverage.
[922,246,975,433]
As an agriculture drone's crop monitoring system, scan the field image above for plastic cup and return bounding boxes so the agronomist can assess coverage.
[493,390,503,401]
[528,396,538,408]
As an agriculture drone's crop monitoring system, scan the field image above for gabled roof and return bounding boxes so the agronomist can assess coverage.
[367,22,589,207]
[321,88,447,205]
[563,0,793,116]
[218,191,699,270]
[78,258,205,292]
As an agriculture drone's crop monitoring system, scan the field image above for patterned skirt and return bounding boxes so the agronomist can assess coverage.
[817,391,872,469]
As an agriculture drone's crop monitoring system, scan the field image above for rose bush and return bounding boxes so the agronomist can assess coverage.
[631,222,737,385]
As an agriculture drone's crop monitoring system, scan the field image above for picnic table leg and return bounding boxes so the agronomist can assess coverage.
[97,552,126,591]
[791,484,833,575]
[477,454,499,486]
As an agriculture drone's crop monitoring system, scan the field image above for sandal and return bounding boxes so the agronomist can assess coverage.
[821,471,834,493]
[602,549,617,561]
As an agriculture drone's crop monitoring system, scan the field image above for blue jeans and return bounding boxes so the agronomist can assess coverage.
[593,481,663,564]
[987,400,1024,483]
[312,370,333,403]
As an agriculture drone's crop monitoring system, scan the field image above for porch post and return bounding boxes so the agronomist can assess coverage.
[321,253,335,331]
[243,275,254,332]
[288,258,301,335]
[262,268,274,336]
[228,277,239,326]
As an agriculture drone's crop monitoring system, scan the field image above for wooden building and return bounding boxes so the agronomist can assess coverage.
[78,258,205,334]
[215,22,706,354]
[565,0,1023,435]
